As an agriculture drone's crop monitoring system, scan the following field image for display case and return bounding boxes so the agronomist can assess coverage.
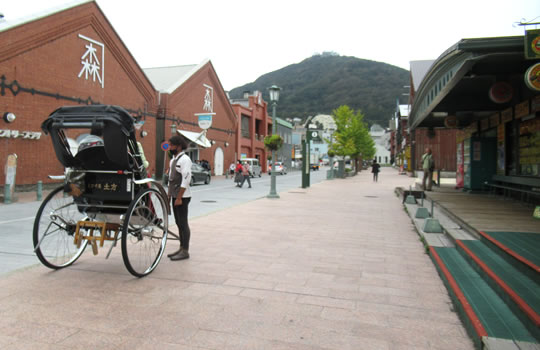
[518,115,540,177]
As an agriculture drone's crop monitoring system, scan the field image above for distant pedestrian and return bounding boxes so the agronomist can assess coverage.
[371,159,380,182]
[422,147,434,191]
[200,159,211,172]
[235,160,243,186]
[229,163,235,176]
[239,162,252,188]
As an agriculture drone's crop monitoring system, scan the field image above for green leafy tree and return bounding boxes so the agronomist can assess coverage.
[328,105,375,172]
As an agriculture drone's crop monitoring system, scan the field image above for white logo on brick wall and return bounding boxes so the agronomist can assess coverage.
[203,84,213,112]
[78,34,105,88]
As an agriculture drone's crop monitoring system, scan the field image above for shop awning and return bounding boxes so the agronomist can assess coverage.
[409,36,539,130]
[177,129,211,148]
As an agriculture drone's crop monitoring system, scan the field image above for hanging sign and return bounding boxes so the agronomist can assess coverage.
[534,206,540,220]
[488,82,513,103]
[514,100,530,119]
[525,29,540,60]
[195,113,215,130]
[524,63,540,92]
[489,113,500,128]
[532,95,540,112]
[501,107,513,123]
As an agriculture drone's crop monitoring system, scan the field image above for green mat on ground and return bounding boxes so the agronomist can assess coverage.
[483,231,540,267]
[434,247,536,343]
[460,240,540,317]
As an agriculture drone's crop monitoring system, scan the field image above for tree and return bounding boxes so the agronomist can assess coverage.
[328,105,375,173]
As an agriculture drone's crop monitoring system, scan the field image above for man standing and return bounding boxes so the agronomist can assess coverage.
[167,135,192,261]
[422,147,434,191]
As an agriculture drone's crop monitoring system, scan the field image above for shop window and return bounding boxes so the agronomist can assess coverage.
[518,115,540,177]
[506,121,518,176]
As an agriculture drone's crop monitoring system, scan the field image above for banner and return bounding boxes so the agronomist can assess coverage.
[525,29,540,60]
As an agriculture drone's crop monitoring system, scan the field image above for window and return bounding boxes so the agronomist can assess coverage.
[241,115,250,138]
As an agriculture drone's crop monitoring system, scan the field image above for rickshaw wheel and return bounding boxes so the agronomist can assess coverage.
[33,185,88,269]
[121,187,168,277]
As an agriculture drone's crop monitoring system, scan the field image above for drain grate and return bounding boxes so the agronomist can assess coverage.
[364,196,378,198]
[200,200,217,203]
[289,191,307,194]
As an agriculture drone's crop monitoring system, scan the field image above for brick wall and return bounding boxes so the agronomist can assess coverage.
[0,3,157,185]
[163,62,237,175]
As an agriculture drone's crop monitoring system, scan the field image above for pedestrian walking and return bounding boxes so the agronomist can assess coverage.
[229,162,235,177]
[235,160,243,186]
[239,161,252,188]
[421,147,434,191]
[371,159,380,182]
[166,135,192,261]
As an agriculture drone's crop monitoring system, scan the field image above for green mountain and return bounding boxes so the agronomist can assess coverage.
[229,54,410,126]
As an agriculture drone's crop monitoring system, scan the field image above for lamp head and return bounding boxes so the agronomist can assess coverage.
[268,85,281,102]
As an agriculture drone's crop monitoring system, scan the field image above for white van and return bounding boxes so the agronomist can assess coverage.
[241,158,262,177]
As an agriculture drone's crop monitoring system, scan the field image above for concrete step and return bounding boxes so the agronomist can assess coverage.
[430,247,538,348]
[456,239,540,341]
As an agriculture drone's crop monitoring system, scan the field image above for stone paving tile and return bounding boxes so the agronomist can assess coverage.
[273,283,330,297]
[56,330,125,350]
[296,295,357,309]
[0,168,475,349]
[239,288,299,303]
[2,320,80,345]
[223,277,275,290]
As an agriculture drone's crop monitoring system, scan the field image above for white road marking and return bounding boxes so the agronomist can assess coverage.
[0,216,35,225]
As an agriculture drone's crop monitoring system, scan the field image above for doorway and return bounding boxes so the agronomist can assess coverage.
[214,147,224,175]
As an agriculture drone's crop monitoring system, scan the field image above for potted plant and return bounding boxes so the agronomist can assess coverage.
[264,134,284,151]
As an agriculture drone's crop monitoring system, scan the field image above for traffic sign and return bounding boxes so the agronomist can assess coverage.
[161,141,170,151]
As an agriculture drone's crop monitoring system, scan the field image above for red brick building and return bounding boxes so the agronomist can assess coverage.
[230,91,272,171]
[144,61,237,178]
[0,1,237,185]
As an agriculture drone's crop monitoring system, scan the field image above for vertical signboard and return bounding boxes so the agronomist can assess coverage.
[525,29,540,60]
[4,154,17,201]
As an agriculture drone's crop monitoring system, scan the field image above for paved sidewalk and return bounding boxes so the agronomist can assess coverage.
[0,168,473,350]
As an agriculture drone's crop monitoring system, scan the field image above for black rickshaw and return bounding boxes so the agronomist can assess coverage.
[34,105,170,277]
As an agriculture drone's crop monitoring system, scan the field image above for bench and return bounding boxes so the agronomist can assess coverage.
[484,175,540,204]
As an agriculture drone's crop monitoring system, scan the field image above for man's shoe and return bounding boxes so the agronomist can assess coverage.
[170,250,189,261]
[167,248,182,258]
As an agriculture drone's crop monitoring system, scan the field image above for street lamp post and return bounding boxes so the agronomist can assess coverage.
[267,85,280,199]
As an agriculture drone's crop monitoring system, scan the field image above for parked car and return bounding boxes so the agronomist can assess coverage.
[268,162,287,175]
[310,163,320,171]
[241,158,262,177]
[190,163,211,185]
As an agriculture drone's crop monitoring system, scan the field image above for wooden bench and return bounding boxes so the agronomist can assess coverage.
[484,175,540,204]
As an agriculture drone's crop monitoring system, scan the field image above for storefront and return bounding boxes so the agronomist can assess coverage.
[409,35,540,192]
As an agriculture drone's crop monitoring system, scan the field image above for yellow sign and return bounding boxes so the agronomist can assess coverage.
[525,63,540,92]
[501,107,513,123]
[525,29,540,59]
[534,206,540,220]
[515,100,530,119]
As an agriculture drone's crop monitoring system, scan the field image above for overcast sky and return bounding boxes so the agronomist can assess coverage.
[2,0,539,91]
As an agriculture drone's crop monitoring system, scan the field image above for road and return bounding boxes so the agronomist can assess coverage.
[0,168,328,275]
